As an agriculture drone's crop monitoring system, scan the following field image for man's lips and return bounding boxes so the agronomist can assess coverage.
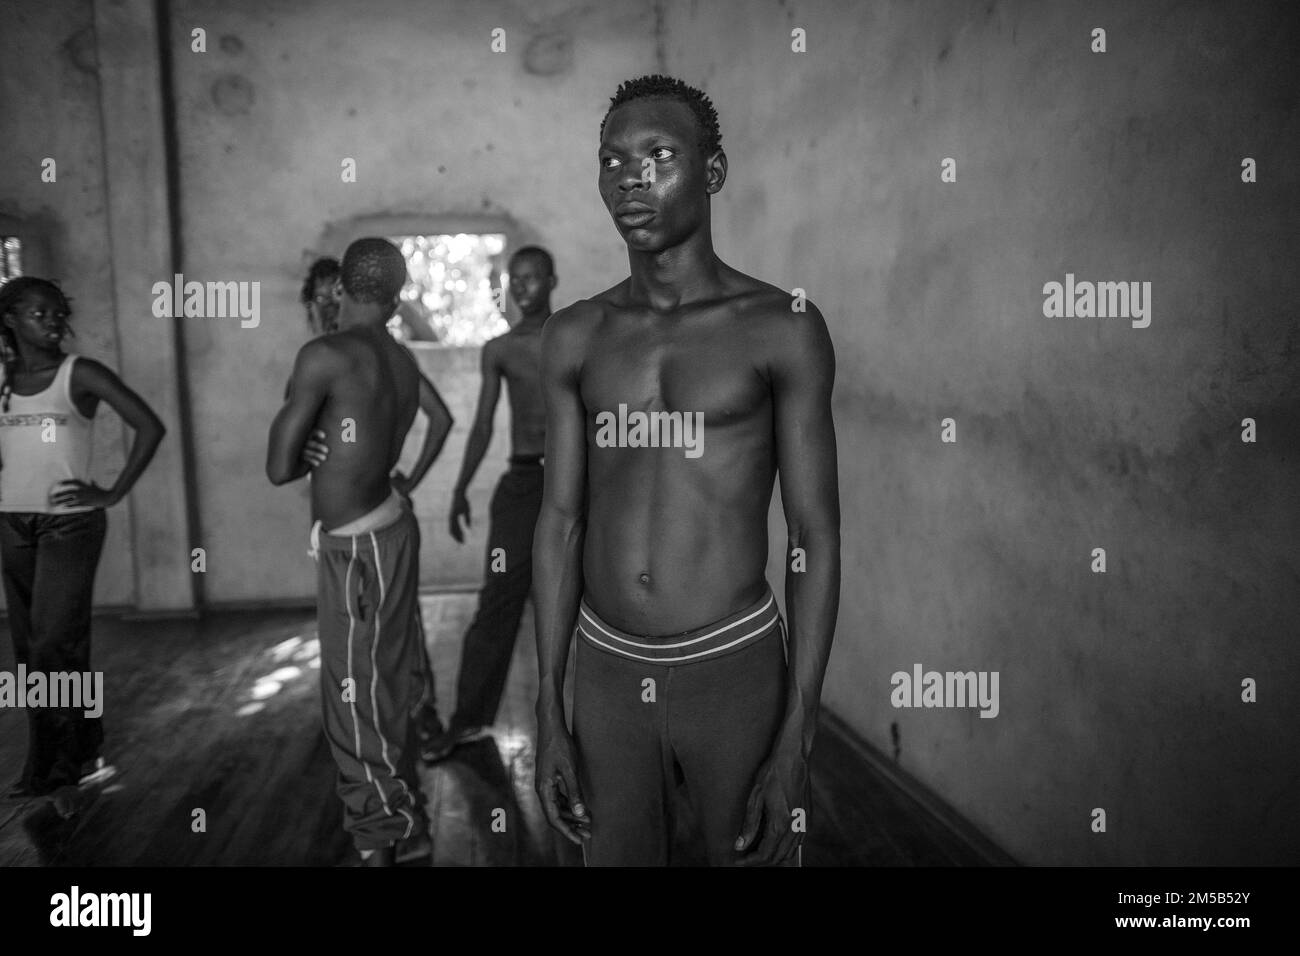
[615,207,655,227]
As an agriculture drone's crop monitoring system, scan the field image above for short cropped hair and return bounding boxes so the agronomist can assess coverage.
[600,74,722,155]
[509,245,554,276]
[340,238,407,303]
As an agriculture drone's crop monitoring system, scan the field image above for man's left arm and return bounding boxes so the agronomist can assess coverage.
[737,301,840,865]
[392,372,454,498]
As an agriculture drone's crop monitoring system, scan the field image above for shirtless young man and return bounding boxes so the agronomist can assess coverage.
[297,255,456,748]
[267,237,431,866]
[533,75,840,866]
[422,246,555,762]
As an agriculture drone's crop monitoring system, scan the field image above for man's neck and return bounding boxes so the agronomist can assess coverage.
[516,307,550,332]
[336,306,391,331]
[626,229,723,312]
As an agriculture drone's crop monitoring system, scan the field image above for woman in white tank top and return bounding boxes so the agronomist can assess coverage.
[0,277,165,816]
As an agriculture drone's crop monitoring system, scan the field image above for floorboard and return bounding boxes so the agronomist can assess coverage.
[0,595,1002,866]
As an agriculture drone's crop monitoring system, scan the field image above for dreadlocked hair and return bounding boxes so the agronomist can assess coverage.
[0,276,74,413]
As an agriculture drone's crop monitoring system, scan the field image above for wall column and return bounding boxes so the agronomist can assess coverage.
[93,0,195,613]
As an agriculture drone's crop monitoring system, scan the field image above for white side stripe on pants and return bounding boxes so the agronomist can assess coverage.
[368,530,416,839]
[344,539,389,815]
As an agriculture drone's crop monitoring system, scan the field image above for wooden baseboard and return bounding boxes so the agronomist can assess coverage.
[198,586,479,613]
[417,583,484,595]
[819,708,1020,866]
[0,604,138,621]
[118,607,203,622]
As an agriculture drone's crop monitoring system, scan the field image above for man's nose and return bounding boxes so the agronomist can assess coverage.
[617,165,648,192]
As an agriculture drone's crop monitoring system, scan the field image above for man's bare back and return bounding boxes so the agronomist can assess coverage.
[269,324,419,529]
[554,266,800,634]
[266,236,438,864]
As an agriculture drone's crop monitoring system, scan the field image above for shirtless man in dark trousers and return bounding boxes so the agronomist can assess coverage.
[422,245,554,762]
[297,255,456,751]
[267,237,432,866]
[533,75,840,866]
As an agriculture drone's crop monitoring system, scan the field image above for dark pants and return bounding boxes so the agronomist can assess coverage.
[313,506,428,850]
[572,599,797,867]
[0,509,108,793]
[450,461,544,731]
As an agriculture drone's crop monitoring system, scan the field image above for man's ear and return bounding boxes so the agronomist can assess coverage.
[547,274,557,290]
[705,148,727,195]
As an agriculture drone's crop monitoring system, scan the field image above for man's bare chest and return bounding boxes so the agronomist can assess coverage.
[580,322,769,426]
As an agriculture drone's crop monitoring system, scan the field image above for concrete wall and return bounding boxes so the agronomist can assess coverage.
[94,0,197,612]
[168,0,659,601]
[402,344,512,587]
[666,0,1300,865]
[0,0,135,609]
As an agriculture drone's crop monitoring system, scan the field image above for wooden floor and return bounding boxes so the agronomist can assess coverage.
[0,594,996,866]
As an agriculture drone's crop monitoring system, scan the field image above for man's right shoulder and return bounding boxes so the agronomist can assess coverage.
[292,334,350,377]
[547,296,608,335]
[539,299,605,375]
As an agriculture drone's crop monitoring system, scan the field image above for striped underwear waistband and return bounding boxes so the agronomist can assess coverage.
[577,586,781,665]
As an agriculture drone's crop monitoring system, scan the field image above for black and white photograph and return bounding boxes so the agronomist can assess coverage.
[0,0,1296,937]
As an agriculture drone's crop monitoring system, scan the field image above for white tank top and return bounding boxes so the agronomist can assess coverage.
[0,355,97,514]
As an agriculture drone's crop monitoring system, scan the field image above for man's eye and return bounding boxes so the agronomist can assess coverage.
[651,147,674,160]
[600,156,621,169]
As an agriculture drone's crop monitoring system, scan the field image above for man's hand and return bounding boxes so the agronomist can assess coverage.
[448,492,471,543]
[535,722,590,845]
[49,480,116,510]
[300,429,329,469]
[735,743,809,866]
[390,469,414,505]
